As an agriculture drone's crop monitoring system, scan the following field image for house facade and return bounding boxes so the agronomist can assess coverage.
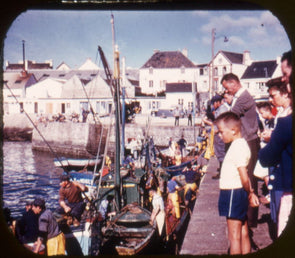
[208,50,251,95]
[139,50,198,95]
[3,50,284,118]
[240,58,282,98]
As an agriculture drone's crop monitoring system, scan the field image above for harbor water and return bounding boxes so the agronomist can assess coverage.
[2,141,61,219]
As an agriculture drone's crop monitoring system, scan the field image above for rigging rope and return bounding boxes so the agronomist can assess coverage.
[4,82,67,171]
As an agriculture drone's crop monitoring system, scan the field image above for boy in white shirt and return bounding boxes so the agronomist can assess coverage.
[215,112,259,254]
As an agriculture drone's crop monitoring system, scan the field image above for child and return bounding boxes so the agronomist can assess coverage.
[254,102,275,203]
[215,112,259,255]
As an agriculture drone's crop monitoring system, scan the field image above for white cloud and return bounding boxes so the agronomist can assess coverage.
[192,10,210,17]
[226,36,246,47]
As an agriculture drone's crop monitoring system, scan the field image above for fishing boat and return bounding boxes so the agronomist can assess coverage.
[95,39,158,254]
[54,156,103,171]
[101,203,156,255]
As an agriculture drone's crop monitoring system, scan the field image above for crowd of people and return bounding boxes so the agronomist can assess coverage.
[4,50,292,256]
[202,50,292,255]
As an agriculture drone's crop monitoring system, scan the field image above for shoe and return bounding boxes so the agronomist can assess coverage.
[212,174,220,179]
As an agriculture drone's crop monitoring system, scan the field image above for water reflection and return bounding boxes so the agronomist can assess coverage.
[2,141,61,219]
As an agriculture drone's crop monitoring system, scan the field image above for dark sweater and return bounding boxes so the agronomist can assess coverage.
[231,89,258,141]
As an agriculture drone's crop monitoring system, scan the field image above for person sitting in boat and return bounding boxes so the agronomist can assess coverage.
[15,201,39,244]
[166,179,181,220]
[57,174,88,226]
[174,144,182,166]
[181,163,200,210]
[98,195,116,223]
[123,155,136,178]
[149,188,165,237]
[32,198,66,256]
[177,135,187,158]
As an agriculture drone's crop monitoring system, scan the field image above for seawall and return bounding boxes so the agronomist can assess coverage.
[3,114,200,157]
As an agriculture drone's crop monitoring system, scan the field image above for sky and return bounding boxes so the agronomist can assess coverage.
[3,9,291,69]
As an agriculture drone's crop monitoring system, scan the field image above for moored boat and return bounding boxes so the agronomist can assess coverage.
[101,203,156,255]
[54,156,103,171]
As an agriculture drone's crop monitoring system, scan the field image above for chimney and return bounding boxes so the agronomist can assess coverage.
[243,50,252,66]
[182,48,188,57]
[46,59,53,69]
[276,56,281,64]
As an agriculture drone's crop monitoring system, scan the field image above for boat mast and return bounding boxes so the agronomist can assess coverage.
[111,13,123,210]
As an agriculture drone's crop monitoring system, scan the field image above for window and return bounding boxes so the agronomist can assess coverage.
[61,103,65,114]
[96,101,100,114]
[149,80,153,88]
[200,68,204,75]
[181,66,185,74]
[178,99,183,105]
[34,102,38,114]
[149,67,153,74]
[256,82,265,90]
[222,66,227,75]
[214,67,218,76]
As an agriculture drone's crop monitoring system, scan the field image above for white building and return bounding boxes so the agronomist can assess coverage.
[139,50,198,95]
[208,50,251,94]
[240,58,282,98]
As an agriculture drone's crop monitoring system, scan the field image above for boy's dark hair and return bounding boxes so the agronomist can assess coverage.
[221,73,240,84]
[33,198,46,210]
[281,50,292,66]
[215,111,241,130]
[256,101,272,111]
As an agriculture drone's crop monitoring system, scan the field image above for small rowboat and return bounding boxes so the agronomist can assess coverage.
[101,203,156,255]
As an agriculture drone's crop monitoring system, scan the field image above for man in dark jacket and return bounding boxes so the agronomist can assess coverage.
[16,201,39,244]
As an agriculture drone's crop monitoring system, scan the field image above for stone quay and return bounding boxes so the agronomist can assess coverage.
[3,113,203,158]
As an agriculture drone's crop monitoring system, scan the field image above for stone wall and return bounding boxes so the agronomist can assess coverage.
[32,122,108,158]
[4,114,200,157]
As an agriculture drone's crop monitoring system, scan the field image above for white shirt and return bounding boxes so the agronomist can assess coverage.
[152,193,165,211]
[219,138,250,189]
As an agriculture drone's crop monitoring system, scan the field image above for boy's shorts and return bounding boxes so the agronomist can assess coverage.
[218,188,248,221]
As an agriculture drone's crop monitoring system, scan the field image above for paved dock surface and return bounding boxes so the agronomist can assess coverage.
[180,156,275,256]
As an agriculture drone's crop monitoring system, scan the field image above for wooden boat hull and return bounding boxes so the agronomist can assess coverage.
[54,157,102,170]
[101,203,156,255]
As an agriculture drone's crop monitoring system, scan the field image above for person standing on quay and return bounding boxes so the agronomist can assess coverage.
[187,107,193,126]
[221,73,260,229]
[174,106,180,126]
[215,112,259,255]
